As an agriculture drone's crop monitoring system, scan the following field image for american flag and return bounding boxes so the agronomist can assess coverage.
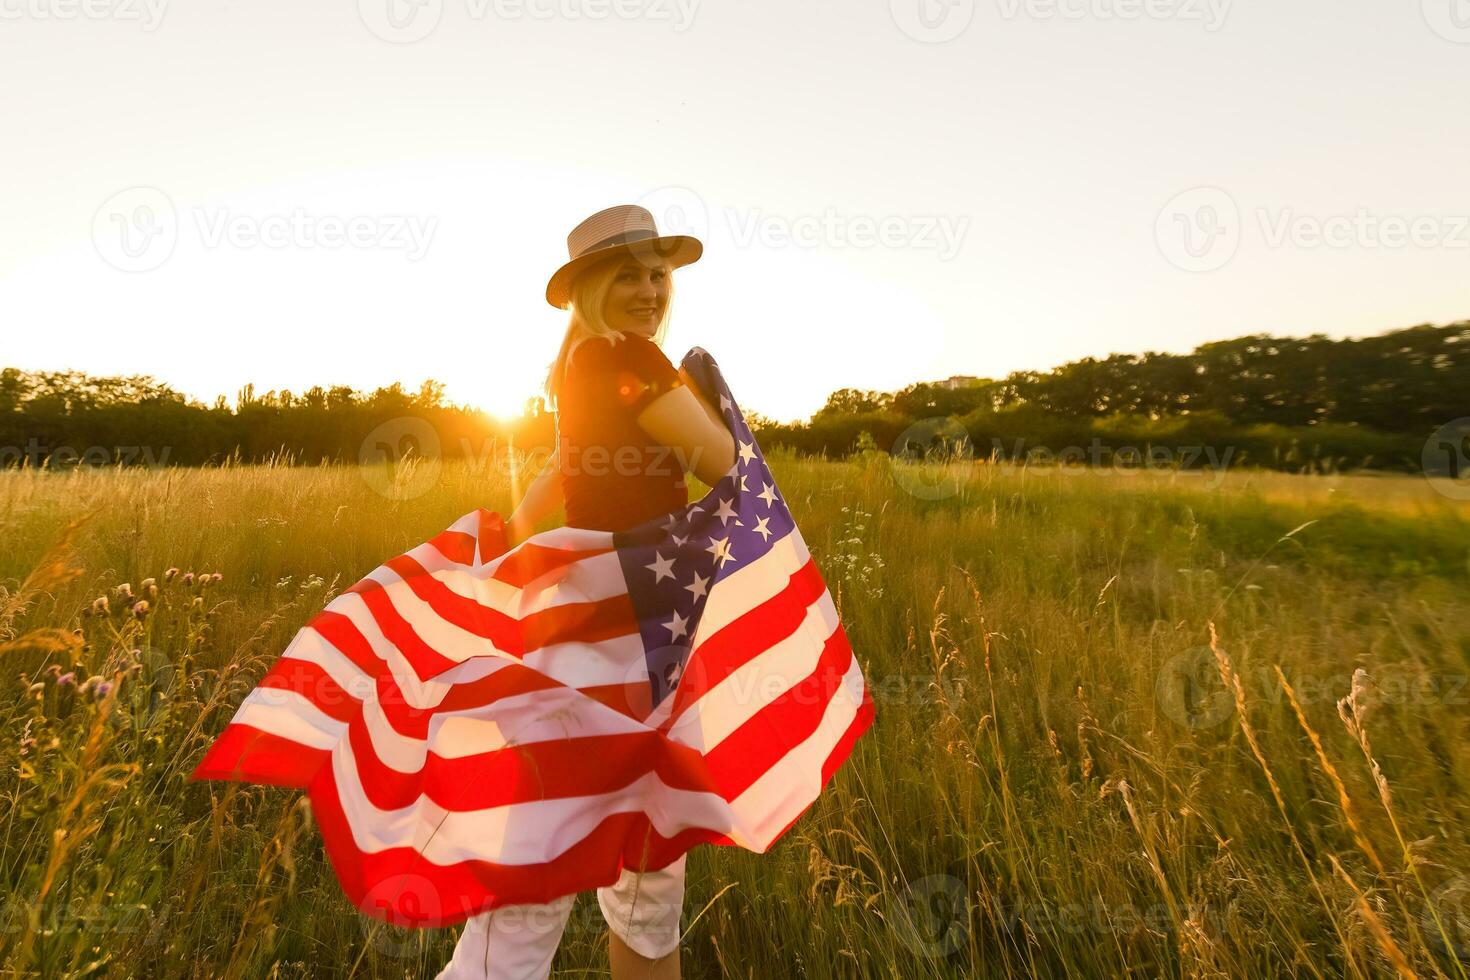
[190,347,875,928]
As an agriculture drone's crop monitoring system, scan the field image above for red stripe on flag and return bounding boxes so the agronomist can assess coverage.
[764,675,876,846]
[427,529,477,567]
[700,618,855,800]
[191,724,331,788]
[306,762,733,926]
[477,509,506,564]
[344,720,724,812]
[663,556,828,727]
[493,540,615,589]
[256,659,359,723]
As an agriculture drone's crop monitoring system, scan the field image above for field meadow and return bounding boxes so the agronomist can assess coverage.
[1,447,1468,978]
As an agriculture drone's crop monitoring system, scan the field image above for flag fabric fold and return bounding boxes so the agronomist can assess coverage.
[190,346,875,928]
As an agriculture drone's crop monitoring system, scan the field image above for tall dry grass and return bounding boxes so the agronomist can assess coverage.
[1,448,1467,977]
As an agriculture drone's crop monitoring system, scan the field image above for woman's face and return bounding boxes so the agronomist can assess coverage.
[600,254,671,337]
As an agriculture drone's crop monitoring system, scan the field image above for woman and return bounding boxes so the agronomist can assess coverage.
[434,204,736,980]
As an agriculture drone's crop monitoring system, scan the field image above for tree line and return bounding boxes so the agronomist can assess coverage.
[2,321,1466,475]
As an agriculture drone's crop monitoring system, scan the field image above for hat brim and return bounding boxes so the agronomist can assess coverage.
[545,235,703,310]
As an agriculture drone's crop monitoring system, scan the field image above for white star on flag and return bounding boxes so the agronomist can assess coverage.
[706,534,734,568]
[645,551,676,583]
[684,572,709,600]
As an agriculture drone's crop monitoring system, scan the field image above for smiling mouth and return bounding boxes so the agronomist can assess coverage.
[629,308,658,316]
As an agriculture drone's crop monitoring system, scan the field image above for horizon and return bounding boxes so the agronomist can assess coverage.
[6,315,1460,426]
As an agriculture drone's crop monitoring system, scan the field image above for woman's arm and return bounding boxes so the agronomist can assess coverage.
[506,448,564,547]
[636,381,737,489]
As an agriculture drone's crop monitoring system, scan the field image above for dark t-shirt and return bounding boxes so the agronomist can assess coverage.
[557,333,690,532]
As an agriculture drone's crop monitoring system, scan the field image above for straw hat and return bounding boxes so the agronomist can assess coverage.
[545,204,703,310]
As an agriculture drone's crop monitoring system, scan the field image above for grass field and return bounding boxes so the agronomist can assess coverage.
[2,449,1468,978]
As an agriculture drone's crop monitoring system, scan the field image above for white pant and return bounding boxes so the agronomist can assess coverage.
[434,854,686,979]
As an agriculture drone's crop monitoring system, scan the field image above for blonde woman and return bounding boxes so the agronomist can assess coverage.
[434,205,735,980]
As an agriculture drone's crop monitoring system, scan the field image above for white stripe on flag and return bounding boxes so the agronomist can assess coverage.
[725,652,867,851]
[330,738,737,866]
[231,687,347,751]
[665,587,839,753]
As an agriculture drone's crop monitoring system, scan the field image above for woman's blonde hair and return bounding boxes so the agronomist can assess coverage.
[543,251,676,414]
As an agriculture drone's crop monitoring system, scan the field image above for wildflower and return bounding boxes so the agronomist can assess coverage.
[181,572,194,586]
[91,596,111,616]
[141,577,156,591]
[115,582,134,600]
[27,682,45,698]
[191,596,204,611]
[44,664,62,681]
[211,572,223,584]
[57,672,76,687]
[132,600,151,620]
[96,680,114,699]
[164,567,179,582]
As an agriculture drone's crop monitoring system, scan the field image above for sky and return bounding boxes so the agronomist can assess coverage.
[1,0,1467,423]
